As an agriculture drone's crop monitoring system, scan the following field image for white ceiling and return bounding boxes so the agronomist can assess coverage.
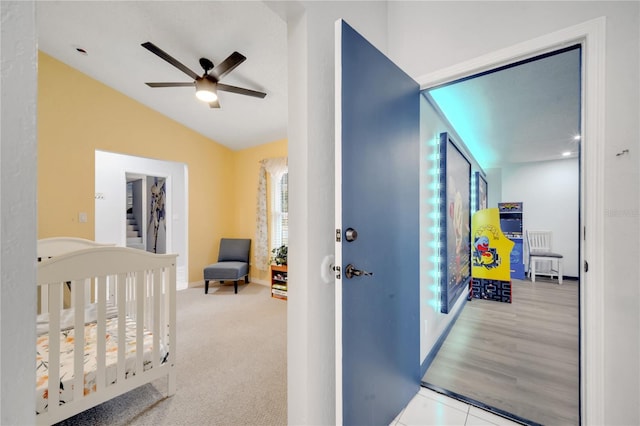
[37,1,580,165]
[37,1,288,151]
[425,47,581,170]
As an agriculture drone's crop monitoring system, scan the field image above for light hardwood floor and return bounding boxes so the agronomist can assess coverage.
[422,278,579,425]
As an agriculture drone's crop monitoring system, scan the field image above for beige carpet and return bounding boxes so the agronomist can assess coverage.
[56,282,287,426]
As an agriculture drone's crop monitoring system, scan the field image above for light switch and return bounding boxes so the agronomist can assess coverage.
[79,212,87,223]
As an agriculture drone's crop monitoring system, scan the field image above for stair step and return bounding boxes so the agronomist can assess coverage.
[127,237,142,244]
[127,224,139,232]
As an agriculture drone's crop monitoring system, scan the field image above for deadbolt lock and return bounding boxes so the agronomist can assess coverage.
[345,228,358,242]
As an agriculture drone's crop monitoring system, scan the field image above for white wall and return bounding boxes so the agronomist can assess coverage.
[485,168,502,209]
[501,159,580,277]
[280,2,389,424]
[0,2,38,423]
[95,151,189,289]
[130,178,145,248]
[389,2,639,424]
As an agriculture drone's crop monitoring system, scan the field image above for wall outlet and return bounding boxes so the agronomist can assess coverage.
[78,212,87,223]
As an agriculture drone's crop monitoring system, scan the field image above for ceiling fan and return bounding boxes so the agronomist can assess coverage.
[141,41,266,108]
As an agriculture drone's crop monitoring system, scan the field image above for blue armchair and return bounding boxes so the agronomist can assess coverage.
[204,238,251,294]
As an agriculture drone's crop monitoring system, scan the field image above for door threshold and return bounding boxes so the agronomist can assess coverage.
[419,381,541,426]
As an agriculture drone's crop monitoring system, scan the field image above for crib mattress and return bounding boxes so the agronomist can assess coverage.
[36,316,165,414]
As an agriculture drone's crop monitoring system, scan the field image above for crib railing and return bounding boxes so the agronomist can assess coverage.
[36,247,176,426]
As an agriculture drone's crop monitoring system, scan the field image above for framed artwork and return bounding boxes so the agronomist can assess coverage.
[475,171,488,211]
[147,176,166,254]
[439,133,471,314]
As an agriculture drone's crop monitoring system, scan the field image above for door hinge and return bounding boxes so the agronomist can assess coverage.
[336,228,341,242]
[334,265,341,280]
[584,260,589,273]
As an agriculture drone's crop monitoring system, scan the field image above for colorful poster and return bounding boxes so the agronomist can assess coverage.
[471,208,514,281]
[440,133,471,313]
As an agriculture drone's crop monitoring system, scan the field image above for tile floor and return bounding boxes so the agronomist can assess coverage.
[391,387,522,426]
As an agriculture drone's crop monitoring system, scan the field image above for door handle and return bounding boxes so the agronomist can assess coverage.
[344,264,374,279]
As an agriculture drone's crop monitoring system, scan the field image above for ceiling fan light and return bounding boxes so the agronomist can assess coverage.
[195,78,218,103]
[196,90,218,103]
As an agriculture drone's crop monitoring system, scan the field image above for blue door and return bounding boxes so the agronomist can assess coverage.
[335,20,420,425]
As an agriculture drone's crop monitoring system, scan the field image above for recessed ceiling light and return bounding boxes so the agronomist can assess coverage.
[562,151,572,157]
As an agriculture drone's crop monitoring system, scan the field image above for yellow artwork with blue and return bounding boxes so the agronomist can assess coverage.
[472,208,514,281]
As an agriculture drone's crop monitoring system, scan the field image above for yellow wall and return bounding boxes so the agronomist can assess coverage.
[233,140,288,282]
[38,52,241,283]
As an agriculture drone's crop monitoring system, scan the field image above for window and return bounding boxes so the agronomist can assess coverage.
[271,172,288,250]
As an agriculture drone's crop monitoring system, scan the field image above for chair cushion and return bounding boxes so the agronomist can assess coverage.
[530,250,563,258]
[217,238,251,262]
[204,261,249,280]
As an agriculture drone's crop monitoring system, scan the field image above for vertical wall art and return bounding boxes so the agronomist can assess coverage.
[439,133,471,314]
[148,176,166,254]
[475,171,488,211]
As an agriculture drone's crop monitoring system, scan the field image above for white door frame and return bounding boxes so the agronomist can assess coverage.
[95,150,190,290]
[416,17,606,425]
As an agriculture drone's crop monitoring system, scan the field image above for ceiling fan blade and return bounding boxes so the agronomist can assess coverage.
[141,42,200,81]
[209,99,221,109]
[209,51,246,81]
[217,83,267,99]
[145,82,194,88]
